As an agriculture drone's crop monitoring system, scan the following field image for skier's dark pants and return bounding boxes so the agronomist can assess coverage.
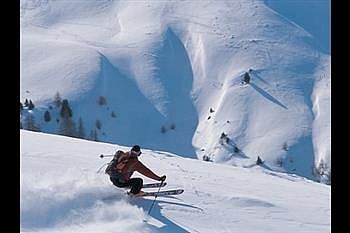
[110,177,143,194]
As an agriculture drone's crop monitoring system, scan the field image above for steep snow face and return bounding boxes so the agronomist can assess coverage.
[311,55,331,184]
[20,130,331,233]
[265,0,330,54]
[20,39,101,103]
[20,0,330,183]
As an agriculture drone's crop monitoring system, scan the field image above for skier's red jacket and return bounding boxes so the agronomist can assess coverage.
[115,151,162,182]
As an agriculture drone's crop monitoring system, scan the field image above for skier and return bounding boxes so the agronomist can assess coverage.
[107,145,166,196]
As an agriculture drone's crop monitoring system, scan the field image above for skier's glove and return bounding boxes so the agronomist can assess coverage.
[159,175,166,182]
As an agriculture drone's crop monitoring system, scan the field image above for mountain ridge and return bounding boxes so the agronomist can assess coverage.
[20,0,330,184]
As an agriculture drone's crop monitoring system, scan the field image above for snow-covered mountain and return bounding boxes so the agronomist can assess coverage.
[20,130,330,233]
[20,0,330,184]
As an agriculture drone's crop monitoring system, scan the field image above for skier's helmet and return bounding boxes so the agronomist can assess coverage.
[131,145,141,156]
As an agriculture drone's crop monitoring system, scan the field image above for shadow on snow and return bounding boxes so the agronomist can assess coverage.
[129,196,203,233]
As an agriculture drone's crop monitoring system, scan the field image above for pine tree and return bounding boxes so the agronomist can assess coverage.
[220,132,227,139]
[28,100,35,110]
[89,130,98,141]
[44,110,51,122]
[54,92,62,108]
[97,96,107,105]
[60,99,72,118]
[59,99,76,137]
[314,160,331,184]
[94,130,98,141]
[95,119,102,130]
[276,157,283,167]
[219,132,227,145]
[25,113,40,132]
[203,155,211,162]
[77,117,86,139]
[160,125,167,134]
[59,117,77,137]
[243,72,251,84]
[25,114,34,130]
[256,156,263,165]
[24,99,29,107]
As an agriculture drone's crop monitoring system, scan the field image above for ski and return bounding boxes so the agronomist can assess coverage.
[142,182,167,189]
[141,189,184,197]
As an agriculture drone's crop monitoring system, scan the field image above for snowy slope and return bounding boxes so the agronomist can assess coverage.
[20,0,330,183]
[20,130,330,233]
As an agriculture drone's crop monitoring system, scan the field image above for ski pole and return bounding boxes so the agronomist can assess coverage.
[96,162,108,174]
[147,180,164,216]
[97,154,114,173]
[99,154,114,158]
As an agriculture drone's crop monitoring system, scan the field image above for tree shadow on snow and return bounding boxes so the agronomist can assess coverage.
[250,83,288,109]
[250,70,270,86]
[223,142,249,159]
[258,162,274,171]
